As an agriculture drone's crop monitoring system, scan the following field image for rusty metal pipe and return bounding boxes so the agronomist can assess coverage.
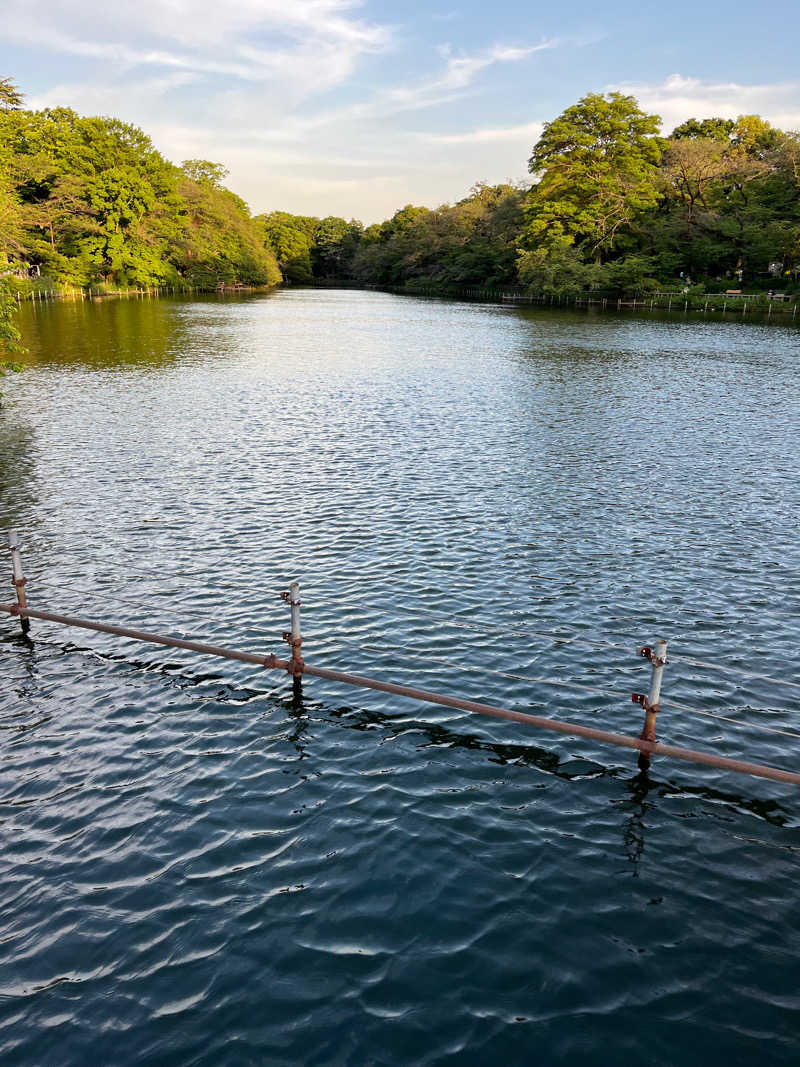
[2,601,799,787]
[638,638,668,772]
[300,663,800,786]
[0,602,278,668]
[8,533,30,636]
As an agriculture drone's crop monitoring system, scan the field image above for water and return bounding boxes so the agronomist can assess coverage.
[2,290,800,1065]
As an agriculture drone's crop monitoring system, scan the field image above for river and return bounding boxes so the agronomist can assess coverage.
[1,288,799,1065]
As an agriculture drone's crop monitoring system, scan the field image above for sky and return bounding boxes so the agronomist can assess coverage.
[3,0,800,223]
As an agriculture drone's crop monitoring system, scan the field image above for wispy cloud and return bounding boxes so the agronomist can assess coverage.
[420,121,545,145]
[610,74,800,132]
[6,1,555,221]
[287,39,556,129]
[4,0,391,88]
[424,40,556,96]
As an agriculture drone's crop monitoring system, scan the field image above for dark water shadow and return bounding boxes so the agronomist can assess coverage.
[2,628,794,833]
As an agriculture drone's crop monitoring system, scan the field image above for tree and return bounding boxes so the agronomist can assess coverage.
[0,90,281,290]
[0,280,23,353]
[661,137,729,227]
[0,77,23,111]
[522,91,663,260]
[180,160,229,187]
[176,175,281,287]
[258,211,316,283]
[671,117,733,141]
[732,114,782,155]
[312,216,362,277]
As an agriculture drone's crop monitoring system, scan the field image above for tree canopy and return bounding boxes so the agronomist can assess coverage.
[522,92,663,261]
[0,93,280,289]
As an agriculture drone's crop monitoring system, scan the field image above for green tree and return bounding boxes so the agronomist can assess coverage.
[258,212,316,283]
[0,280,23,352]
[177,175,281,287]
[0,77,23,111]
[0,89,281,290]
[522,92,663,260]
[0,276,25,404]
[312,216,362,277]
[671,117,734,141]
[180,160,229,187]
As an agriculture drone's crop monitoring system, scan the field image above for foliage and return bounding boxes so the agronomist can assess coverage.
[258,211,363,283]
[0,77,23,111]
[671,117,734,141]
[180,160,229,187]
[0,90,280,291]
[0,277,24,352]
[1,75,798,301]
[177,172,281,287]
[522,92,663,261]
[349,185,525,288]
[517,100,800,294]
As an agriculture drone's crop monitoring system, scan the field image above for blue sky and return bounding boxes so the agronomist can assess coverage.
[3,0,799,222]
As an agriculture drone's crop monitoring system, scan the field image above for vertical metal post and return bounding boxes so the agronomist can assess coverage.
[281,581,303,696]
[8,531,30,636]
[632,639,667,772]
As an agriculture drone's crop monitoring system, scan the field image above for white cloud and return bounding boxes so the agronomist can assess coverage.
[4,0,389,50]
[421,121,545,145]
[283,39,555,130]
[28,73,200,119]
[4,0,390,88]
[610,74,800,133]
[424,40,555,96]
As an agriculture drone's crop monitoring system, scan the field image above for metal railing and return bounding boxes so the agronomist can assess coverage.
[4,532,799,788]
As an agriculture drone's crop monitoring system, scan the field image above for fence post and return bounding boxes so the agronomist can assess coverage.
[632,638,667,772]
[281,581,303,696]
[8,531,30,636]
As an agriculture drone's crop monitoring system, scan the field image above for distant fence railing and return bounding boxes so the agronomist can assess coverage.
[311,281,799,318]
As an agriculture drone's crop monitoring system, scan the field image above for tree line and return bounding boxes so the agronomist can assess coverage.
[2,76,800,334]
[0,78,281,294]
[263,95,800,296]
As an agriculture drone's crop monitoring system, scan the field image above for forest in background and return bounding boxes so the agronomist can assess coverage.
[2,75,800,336]
[0,78,281,296]
[262,99,800,298]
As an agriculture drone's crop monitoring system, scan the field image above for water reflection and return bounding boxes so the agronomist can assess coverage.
[622,773,653,876]
[16,293,258,369]
[0,416,37,521]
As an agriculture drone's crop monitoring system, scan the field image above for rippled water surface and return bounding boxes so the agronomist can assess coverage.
[2,290,800,1065]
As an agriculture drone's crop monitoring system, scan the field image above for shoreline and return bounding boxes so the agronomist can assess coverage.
[15,278,800,326]
[310,279,800,322]
[9,281,279,304]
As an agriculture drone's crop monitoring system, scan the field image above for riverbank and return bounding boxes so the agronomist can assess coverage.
[6,276,276,303]
[11,274,799,324]
[311,279,800,322]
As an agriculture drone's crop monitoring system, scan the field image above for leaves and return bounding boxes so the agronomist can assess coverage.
[523,92,663,259]
[0,95,280,289]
